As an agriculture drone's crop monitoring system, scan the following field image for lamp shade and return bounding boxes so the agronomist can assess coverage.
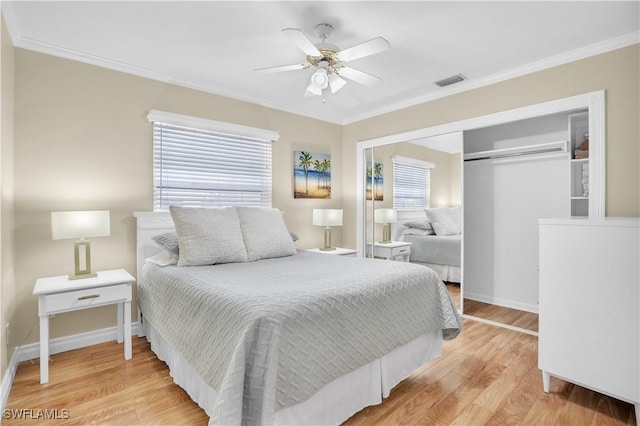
[374,208,397,224]
[312,209,343,227]
[51,210,111,240]
[328,73,347,94]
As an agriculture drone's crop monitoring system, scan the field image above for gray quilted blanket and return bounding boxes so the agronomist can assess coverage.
[139,251,461,425]
[401,234,462,266]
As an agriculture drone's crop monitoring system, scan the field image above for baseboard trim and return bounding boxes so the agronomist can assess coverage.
[1,322,138,412]
[1,348,19,413]
[463,292,539,314]
[462,314,539,337]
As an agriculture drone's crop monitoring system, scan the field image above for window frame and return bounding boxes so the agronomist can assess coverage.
[147,110,279,212]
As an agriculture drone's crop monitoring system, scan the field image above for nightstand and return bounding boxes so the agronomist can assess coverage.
[305,247,359,257]
[32,269,135,384]
[366,241,412,262]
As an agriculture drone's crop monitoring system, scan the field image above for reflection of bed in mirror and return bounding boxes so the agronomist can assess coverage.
[392,209,461,283]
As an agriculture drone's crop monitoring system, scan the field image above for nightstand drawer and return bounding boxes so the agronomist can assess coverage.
[43,284,130,314]
[392,246,411,256]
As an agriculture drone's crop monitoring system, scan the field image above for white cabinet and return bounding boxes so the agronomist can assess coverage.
[538,218,639,420]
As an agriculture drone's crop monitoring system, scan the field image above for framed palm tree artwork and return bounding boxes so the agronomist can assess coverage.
[366,161,384,201]
[294,150,331,199]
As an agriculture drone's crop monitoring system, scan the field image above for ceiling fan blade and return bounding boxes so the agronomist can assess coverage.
[282,28,321,57]
[255,63,309,73]
[337,67,382,86]
[336,37,390,62]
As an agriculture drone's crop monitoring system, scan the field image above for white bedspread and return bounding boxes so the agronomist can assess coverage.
[138,251,461,425]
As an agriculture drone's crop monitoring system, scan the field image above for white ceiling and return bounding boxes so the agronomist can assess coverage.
[3,1,639,125]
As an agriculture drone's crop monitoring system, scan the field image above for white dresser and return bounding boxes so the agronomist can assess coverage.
[538,218,639,420]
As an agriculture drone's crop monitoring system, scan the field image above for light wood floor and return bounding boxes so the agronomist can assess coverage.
[6,319,635,425]
[446,282,539,333]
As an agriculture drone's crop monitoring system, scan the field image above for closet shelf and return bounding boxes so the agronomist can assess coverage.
[463,141,568,162]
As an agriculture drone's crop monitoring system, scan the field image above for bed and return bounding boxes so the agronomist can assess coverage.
[134,207,462,425]
[392,209,462,283]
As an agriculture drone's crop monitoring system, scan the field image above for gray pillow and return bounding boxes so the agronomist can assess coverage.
[425,207,461,236]
[235,207,297,261]
[404,220,433,231]
[170,206,248,266]
[151,232,179,254]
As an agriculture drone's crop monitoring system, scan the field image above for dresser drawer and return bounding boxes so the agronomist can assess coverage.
[42,284,130,315]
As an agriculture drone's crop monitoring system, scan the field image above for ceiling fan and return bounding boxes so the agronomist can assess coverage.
[256,23,390,98]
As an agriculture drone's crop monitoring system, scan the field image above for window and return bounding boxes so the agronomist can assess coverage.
[148,110,279,211]
[392,155,434,210]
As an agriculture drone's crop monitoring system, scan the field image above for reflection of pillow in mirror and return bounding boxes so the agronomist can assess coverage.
[425,208,460,236]
[404,220,433,231]
[236,207,297,261]
[447,207,461,229]
[401,228,434,236]
[170,206,248,266]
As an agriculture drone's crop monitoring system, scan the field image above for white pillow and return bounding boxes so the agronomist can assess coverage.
[235,207,297,261]
[425,207,461,236]
[447,206,462,230]
[146,250,179,267]
[170,206,248,266]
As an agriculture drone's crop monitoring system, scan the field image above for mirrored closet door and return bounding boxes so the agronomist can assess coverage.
[359,134,464,311]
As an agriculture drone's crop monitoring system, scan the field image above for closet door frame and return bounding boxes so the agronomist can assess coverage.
[355,90,606,314]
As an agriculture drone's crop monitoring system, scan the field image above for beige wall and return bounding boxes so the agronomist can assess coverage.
[1,14,16,378]
[342,44,639,248]
[11,49,342,347]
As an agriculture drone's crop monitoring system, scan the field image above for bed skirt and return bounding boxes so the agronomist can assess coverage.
[140,317,443,425]
[413,262,461,283]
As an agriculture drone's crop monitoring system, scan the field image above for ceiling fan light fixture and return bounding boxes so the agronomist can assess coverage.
[305,80,323,96]
[310,68,329,89]
[328,73,347,94]
[263,23,390,99]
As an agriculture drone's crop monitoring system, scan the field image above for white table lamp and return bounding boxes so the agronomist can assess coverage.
[374,208,397,244]
[51,210,111,280]
[313,209,343,251]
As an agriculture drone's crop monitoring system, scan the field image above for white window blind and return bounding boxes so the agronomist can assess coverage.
[148,111,278,211]
[392,156,434,210]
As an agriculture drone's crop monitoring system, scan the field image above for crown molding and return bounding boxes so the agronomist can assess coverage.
[342,31,639,125]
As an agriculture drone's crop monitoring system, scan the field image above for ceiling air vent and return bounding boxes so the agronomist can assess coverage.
[435,74,467,88]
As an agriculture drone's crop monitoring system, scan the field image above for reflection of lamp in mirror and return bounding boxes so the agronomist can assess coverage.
[51,210,111,280]
[374,208,397,244]
[312,209,343,251]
